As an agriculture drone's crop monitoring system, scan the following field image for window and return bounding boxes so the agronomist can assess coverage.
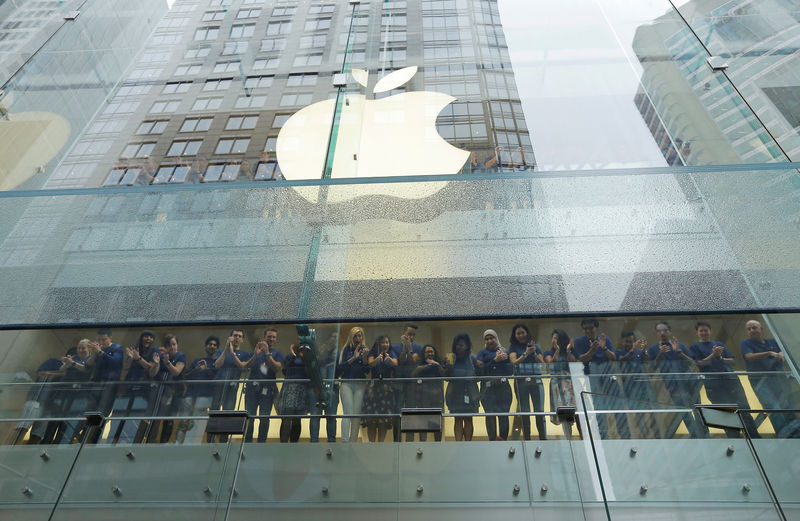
[120,142,156,159]
[209,0,231,7]
[380,47,406,62]
[88,120,125,134]
[167,139,203,156]
[191,97,223,111]
[244,75,273,88]
[226,115,258,130]
[104,168,143,187]
[128,67,162,80]
[293,53,322,67]
[103,102,139,114]
[215,138,250,154]
[266,21,291,35]
[203,163,243,182]
[287,74,317,87]
[117,84,151,96]
[213,61,240,73]
[222,41,248,55]
[230,23,255,38]
[152,33,181,45]
[260,38,285,52]
[180,117,213,132]
[309,4,334,14]
[280,93,312,106]
[255,160,281,180]
[140,50,171,63]
[304,18,331,31]
[162,81,192,94]
[252,57,278,70]
[264,136,278,151]
[183,47,210,59]
[194,26,219,40]
[150,100,180,113]
[136,120,169,135]
[152,165,191,184]
[203,78,232,91]
[235,95,266,108]
[383,15,406,25]
[299,35,326,48]
[175,64,202,75]
[236,8,260,18]
[272,6,296,16]
[272,115,290,128]
[202,10,225,21]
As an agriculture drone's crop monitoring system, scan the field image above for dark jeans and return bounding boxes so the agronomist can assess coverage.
[244,382,277,443]
[481,379,512,441]
[662,375,708,439]
[309,381,339,443]
[515,377,547,440]
[705,378,760,438]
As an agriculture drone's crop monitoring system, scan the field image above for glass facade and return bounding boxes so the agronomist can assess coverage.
[1,0,800,519]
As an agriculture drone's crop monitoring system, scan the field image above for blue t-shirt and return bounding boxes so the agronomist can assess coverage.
[740,338,784,373]
[126,346,159,382]
[154,351,187,382]
[647,342,693,374]
[370,351,398,379]
[185,356,216,397]
[573,336,615,374]
[476,348,512,377]
[508,342,542,375]
[283,353,307,380]
[390,342,423,359]
[617,348,647,373]
[543,349,572,373]
[689,342,734,373]
[93,343,124,381]
[214,349,252,381]
[248,348,285,380]
[337,346,370,380]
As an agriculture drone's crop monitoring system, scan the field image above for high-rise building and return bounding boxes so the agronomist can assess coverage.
[0,0,799,519]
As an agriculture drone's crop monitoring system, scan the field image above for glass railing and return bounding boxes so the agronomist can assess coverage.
[2,367,798,445]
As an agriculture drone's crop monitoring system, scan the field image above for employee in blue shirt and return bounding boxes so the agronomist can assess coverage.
[477,329,512,441]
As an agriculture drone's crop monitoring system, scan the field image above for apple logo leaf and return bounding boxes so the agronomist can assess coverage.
[373,66,417,94]
[351,68,369,88]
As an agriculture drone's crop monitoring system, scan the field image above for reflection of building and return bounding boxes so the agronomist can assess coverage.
[632,0,799,166]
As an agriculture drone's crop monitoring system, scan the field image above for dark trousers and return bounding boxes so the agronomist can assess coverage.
[481,379,512,441]
[515,378,547,440]
[244,382,277,443]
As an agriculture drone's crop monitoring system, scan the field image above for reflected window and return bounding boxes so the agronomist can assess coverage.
[203,163,242,182]
[120,142,155,159]
[209,0,232,6]
[103,102,139,115]
[167,139,203,157]
[150,100,180,113]
[222,41,248,55]
[215,138,250,154]
[226,115,258,130]
[152,165,190,184]
[236,8,261,19]
[272,6,296,16]
[136,120,169,135]
[213,60,240,73]
[184,47,210,59]
[255,161,281,180]
[253,57,279,70]
[382,15,406,26]
[163,81,192,94]
[309,4,334,14]
[203,78,232,91]
[117,84,151,96]
[175,64,202,76]
[304,18,331,31]
[286,74,317,87]
[153,33,181,45]
[299,35,326,48]
[264,137,277,151]
[202,10,226,21]
[260,38,286,52]
[272,115,289,128]
[244,75,273,88]
[194,26,219,41]
[88,120,126,134]
[104,168,144,187]
[280,93,312,106]
[192,97,223,111]
[235,95,266,109]
[180,117,214,132]
[129,67,162,80]
[267,21,292,35]
[293,53,323,67]
[230,23,255,38]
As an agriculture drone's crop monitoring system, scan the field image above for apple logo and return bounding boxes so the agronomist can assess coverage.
[276,66,469,203]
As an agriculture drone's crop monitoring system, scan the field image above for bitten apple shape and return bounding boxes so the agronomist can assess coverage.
[276,66,469,203]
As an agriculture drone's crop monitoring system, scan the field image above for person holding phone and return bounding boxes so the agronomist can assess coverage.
[508,324,547,440]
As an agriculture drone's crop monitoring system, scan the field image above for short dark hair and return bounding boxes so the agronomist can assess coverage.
[655,321,671,330]
[264,327,278,335]
[403,323,418,331]
[621,330,635,338]
[96,328,112,337]
[230,328,245,336]
[695,321,712,330]
[580,318,599,328]
[205,336,220,346]
[451,333,472,354]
